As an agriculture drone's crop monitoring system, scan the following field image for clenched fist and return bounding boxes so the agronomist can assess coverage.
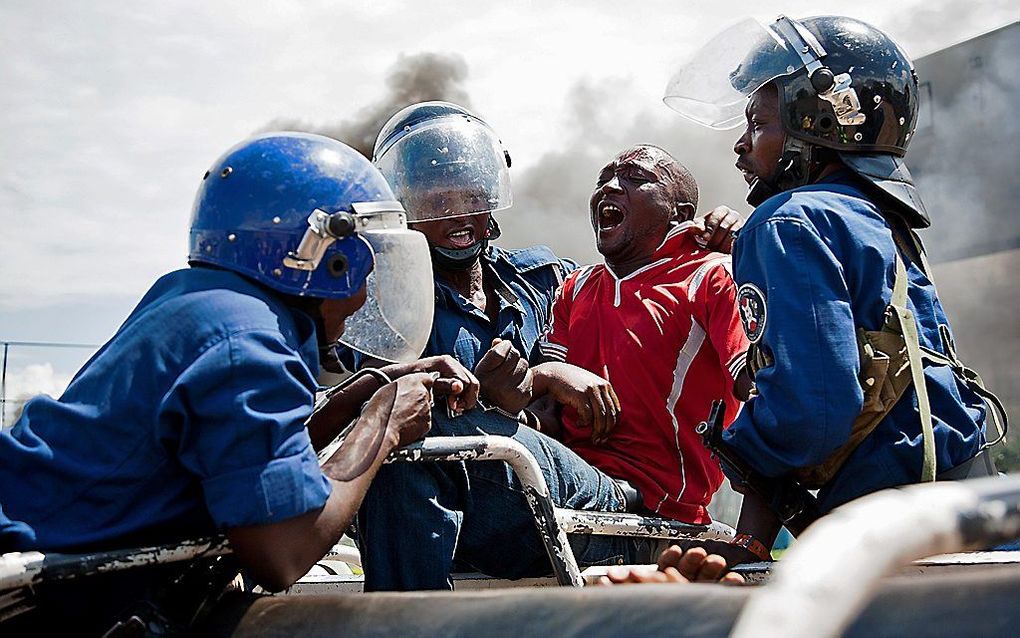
[474,339,534,413]
[370,372,436,448]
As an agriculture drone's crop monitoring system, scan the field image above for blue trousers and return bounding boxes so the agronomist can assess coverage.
[358,407,658,590]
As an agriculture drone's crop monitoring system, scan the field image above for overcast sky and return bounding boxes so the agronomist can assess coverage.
[1,0,1016,409]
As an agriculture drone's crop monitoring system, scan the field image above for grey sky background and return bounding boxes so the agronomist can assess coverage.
[1,0,1017,406]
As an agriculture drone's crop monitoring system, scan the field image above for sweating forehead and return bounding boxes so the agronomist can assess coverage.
[600,144,699,209]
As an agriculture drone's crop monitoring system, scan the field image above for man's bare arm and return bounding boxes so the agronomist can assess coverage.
[531,361,620,445]
[227,374,434,591]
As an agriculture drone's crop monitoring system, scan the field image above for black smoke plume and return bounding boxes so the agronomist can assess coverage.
[501,76,748,266]
[261,52,472,157]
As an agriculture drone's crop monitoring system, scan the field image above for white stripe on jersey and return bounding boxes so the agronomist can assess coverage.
[539,342,568,361]
[661,317,707,508]
[687,256,732,303]
[570,264,598,301]
[728,352,748,380]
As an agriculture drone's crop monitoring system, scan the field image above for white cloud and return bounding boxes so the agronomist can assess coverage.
[1,0,1015,314]
[1,362,74,427]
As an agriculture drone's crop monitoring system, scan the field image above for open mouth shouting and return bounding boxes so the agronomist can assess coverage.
[595,200,626,235]
[446,225,477,249]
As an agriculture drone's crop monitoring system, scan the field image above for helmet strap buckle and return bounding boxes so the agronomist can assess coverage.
[817,73,867,127]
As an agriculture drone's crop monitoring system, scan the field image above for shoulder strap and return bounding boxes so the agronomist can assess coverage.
[879,208,939,480]
[887,251,937,481]
[884,211,1009,476]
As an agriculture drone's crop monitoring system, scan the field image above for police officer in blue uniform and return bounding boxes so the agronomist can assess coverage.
[335,102,640,590]
[345,102,750,590]
[335,102,572,408]
[0,133,438,631]
[664,15,1006,554]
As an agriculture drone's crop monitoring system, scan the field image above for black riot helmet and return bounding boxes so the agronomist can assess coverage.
[665,15,929,227]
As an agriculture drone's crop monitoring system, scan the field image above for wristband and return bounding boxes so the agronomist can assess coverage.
[732,533,772,561]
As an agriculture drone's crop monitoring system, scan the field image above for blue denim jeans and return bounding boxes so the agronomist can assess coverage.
[357,407,658,591]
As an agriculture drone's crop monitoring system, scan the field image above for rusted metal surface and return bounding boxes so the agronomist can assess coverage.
[0,536,230,592]
[387,435,584,587]
[555,509,735,541]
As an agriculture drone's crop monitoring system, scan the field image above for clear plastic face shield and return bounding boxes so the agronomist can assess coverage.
[373,115,512,222]
[285,201,435,363]
[663,17,824,130]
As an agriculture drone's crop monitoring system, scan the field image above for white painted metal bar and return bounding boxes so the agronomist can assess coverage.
[732,475,1020,638]
[555,509,735,541]
[387,435,584,587]
[0,536,229,592]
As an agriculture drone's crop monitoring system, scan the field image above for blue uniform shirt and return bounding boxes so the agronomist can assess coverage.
[723,173,985,512]
[339,244,575,371]
[0,268,331,552]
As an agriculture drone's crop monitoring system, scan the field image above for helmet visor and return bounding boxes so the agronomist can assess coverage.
[374,116,512,222]
[663,18,810,130]
[338,210,435,363]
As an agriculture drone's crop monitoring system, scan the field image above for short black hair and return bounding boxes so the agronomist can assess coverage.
[629,144,699,212]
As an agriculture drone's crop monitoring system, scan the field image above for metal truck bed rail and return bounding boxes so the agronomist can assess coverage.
[733,474,1020,638]
[555,509,734,541]
[386,435,584,586]
[386,435,734,587]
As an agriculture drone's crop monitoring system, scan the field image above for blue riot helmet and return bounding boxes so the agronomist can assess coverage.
[372,102,512,269]
[664,16,928,227]
[190,132,434,362]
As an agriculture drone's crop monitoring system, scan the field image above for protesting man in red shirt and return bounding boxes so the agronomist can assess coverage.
[538,144,752,526]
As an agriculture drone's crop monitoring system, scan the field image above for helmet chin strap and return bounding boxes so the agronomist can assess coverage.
[430,217,502,271]
[745,138,828,207]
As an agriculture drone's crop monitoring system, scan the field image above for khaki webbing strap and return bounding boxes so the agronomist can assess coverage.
[920,326,1009,450]
[897,224,1009,461]
[890,251,937,481]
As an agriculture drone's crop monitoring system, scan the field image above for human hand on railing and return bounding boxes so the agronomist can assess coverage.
[370,372,436,448]
[598,545,745,586]
[385,355,480,416]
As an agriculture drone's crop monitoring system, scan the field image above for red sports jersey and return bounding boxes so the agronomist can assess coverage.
[540,223,748,523]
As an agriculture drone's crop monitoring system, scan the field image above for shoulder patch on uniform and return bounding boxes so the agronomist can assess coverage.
[736,283,767,344]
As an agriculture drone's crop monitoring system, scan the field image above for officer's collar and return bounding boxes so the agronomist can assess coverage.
[286,306,323,373]
[433,249,524,316]
[815,167,856,185]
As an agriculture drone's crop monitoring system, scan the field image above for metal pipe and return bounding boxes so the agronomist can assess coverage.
[555,509,735,541]
[0,537,229,592]
[731,475,1020,638]
[0,341,98,349]
[387,435,585,587]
